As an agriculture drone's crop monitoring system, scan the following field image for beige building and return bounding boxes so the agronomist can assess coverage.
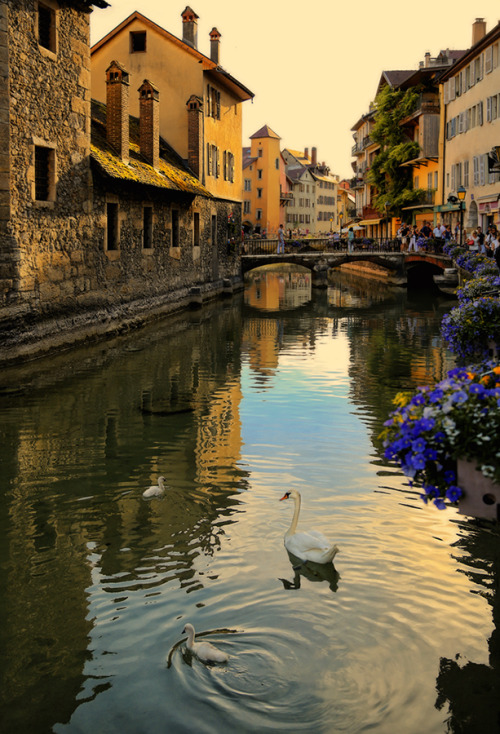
[282,148,339,235]
[91,8,253,203]
[439,18,500,232]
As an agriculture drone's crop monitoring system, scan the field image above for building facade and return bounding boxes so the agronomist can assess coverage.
[0,1,247,363]
[242,125,285,237]
[90,8,253,204]
[439,19,500,233]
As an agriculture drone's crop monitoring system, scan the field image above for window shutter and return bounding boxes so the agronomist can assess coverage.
[223,150,227,180]
[206,84,211,116]
[479,154,486,185]
[216,91,221,120]
[207,142,212,175]
[478,101,483,125]
[473,155,479,185]
[451,164,456,192]
[487,96,492,121]
[443,80,449,105]
[485,45,493,73]
[449,78,456,101]
[469,63,475,87]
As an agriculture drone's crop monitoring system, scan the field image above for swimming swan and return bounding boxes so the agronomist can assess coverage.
[182,623,229,663]
[280,489,339,564]
[142,476,166,499]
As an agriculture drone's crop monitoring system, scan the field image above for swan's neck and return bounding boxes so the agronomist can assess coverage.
[286,494,301,537]
[186,627,195,648]
[158,478,164,489]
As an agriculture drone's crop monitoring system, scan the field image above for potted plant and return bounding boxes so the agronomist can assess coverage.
[441,297,500,362]
[381,364,500,516]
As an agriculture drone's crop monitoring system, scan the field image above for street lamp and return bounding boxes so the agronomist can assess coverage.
[457,185,466,246]
[338,211,343,239]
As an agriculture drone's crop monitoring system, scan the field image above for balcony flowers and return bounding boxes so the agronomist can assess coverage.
[381,364,500,509]
[441,296,500,362]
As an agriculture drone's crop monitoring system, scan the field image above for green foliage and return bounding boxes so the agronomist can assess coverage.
[367,85,423,215]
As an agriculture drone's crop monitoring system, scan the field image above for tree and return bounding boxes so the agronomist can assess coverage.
[367,84,426,215]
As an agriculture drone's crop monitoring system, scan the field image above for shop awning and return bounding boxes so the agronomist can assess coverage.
[358,218,382,225]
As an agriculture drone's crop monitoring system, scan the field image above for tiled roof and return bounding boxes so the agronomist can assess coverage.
[250,124,280,139]
[90,100,211,197]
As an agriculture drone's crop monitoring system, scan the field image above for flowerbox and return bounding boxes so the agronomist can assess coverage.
[457,458,500,521]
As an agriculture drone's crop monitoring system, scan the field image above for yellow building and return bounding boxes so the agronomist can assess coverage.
[242,125,283,236]
[439,19,500,233]
[91,7,253,203]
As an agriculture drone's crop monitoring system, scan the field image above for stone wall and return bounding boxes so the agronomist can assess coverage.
[0,1,243,364]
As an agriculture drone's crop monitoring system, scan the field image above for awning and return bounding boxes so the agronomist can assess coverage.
[358,218,382,225]
[402,204,435,211]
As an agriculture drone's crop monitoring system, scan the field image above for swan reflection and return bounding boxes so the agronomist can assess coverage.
[279,550,340,593]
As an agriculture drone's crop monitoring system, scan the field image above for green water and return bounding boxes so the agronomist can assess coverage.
[0,270,498,733]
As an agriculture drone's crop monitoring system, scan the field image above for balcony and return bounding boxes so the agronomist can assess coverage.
[351,135,373,156]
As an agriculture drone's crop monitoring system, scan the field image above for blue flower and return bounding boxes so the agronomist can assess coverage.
[412,438,426,453]
[444,470,456,484]
[450,390,468,404]
[445,486,463,502]
[411,455,426,470]
[434,498,447,510]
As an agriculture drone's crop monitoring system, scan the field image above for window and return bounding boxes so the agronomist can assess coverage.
[257,188,262,198]
[206,85,221,119]
[244,179,251,191]
[193,212,200,247]
[243,200,251,214]
[223,151,234,182]
[171,210,179,247]
[106,203,119,251]
[464,160,469,188]
[257,169,263,179]
[35,145,55,201]
[38,3,56,53]
[211,214,217,244]
[434,171,438,190]
[130,31,146,53]
[257,149,263,158]
[256,209,262,221]
[143,206,153,249]
[206,144,219,177]
[275,158,279,170]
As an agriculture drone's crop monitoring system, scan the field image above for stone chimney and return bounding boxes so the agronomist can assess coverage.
[304,147,309,159]
[181,6,199,49]
[186,94,203,179]
[311,147,317,166]
[210,27,221,64]
[424,51,431,67]
[138,80,159,170]
[106,60,130,164]
[472,18,487,46]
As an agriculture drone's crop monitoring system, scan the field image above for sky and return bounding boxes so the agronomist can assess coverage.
[90,1,500,179]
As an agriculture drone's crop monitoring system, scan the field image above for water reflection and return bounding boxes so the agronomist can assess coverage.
[245,267,312,311]
[278,551,340,593]
[0,269,498,734]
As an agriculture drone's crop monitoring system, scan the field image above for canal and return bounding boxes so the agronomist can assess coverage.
[0,268,498,733]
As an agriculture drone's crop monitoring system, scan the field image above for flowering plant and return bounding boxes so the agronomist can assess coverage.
[441,297,500,361]
[474,260,500,278]
[456,275,500,302]
[381,364,500,509]
[443,243,466,259]
[454,252,491,273]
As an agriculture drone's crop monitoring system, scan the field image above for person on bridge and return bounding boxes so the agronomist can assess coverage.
[347,227,355,253]
[277,224,285,254]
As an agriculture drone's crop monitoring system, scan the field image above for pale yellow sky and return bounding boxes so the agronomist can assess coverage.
[90,0,500,179]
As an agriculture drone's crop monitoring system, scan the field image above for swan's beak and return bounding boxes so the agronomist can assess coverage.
[279,492,289,501]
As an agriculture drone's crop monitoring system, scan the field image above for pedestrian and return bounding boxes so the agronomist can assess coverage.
[477,226,485,253]
[347,227,355,253]
[277,224,285,254]
[420,221,432,238]
[408,226,418,252]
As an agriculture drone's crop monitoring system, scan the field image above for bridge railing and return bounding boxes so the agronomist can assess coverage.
[243,237,402,255]
[241,236,449,256]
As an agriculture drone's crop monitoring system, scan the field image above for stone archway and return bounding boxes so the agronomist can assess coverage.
[466,199,478,230]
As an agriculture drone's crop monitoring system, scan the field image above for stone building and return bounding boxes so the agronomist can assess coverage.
[0,1,247,363]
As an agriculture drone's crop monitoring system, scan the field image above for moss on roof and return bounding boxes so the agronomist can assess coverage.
[90,100,212,198]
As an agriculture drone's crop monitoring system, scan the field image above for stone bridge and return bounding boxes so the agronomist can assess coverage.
[240,250,453,287]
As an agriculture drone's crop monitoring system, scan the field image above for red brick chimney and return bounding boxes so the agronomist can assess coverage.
[186,94,203,179]
[210,27,221,64]
[138,80,160,169]
[181,6,199,49]
[311,147,317,166]
[106,60,130,163]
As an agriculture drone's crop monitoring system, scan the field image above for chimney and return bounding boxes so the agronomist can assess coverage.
[138,80,160,170]
[472,18,487,46]
[424,51,431,67]
[181,6,199,49]
[210,27,221,64]
[311,147,317,166]
[304,147,309,159]
[106,60,130,164]
[186,94,203,179]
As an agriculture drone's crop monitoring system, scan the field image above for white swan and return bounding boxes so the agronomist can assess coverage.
[280,489,340,564]
[142,476,166,499]
[182,623,229,663]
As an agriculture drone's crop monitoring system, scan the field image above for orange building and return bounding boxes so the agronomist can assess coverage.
[242,125,289,236]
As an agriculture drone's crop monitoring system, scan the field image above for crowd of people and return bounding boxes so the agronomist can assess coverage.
[396,221,453,252]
